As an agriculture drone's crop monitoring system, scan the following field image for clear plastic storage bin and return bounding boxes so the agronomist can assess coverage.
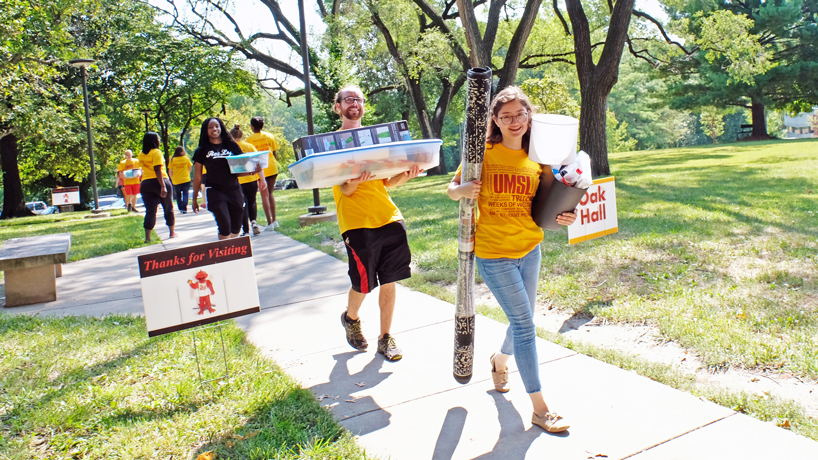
[288,140,441,189]
[226,150,270,174]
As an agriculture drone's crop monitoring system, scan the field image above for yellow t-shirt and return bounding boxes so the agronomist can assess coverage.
[236,140,259,185]
[139,148,168,180]
[117,158,141,185]
[458,143,544,259]
[169,155,193,185]
[332,180,403,234]
[245,131,279,176]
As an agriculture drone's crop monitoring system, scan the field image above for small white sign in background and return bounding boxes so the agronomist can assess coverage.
[52,187,80,205]
[567,177,618,244]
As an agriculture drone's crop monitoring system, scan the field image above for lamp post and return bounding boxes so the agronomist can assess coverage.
[298,0,326,215]
[141,109,151,131]
[69,59,100,212]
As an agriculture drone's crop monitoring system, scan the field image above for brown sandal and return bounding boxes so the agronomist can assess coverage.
[490,353,510,393]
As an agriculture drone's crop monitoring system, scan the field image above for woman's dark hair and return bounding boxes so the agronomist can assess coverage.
[173,146,185,157]
[250,116,264,132]
[141,132,160,154]
[198,117,240,153]
[230,123,243,140]
[486,86,535,154]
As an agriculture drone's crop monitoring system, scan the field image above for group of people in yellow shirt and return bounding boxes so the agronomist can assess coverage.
[117,117,280,243]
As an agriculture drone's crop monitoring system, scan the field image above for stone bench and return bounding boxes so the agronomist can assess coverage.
[0,233,71,307]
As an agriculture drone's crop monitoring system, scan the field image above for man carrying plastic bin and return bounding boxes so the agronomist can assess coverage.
[333,84,423,362]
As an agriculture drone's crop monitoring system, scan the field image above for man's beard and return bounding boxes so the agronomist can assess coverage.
[342,106,362,121]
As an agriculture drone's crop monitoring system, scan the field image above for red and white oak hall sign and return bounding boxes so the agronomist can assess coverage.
[138,237,260,337]
[566,177,618,245]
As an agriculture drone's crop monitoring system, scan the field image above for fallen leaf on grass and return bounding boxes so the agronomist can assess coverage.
[237,430,259,440]
[196,452,215,460]
[777,419,791,428]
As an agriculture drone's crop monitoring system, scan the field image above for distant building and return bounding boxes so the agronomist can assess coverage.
[783,108,818,139]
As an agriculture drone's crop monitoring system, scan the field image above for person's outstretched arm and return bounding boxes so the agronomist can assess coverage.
[191,163,203,212]
[385,165,423,189]
[339,171,374,196]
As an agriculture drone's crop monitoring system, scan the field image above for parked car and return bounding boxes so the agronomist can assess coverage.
[93,194,143,210]
[25,201,48,214]
[97,195,124,209]
[281,179,298,190]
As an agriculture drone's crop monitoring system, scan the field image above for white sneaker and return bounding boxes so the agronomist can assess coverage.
[264,224,275,232]
[272,220,280,229]
[252,220,261,235]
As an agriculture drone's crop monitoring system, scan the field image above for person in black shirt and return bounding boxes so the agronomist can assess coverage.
[192,118,260,239]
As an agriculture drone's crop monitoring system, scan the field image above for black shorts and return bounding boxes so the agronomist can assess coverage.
[343,221,411,294]
[206,187,244,236]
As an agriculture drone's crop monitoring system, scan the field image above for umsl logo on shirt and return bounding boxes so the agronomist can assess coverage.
[567,177,618,244]
[491,173,534,195]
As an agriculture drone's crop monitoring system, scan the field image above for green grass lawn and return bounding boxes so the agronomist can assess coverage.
[0,209,159,263]
[0,315,368,459]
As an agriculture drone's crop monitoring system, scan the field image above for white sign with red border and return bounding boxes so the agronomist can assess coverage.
[138,237,260,337]
[52,187,80,205]
[567,177,618,244]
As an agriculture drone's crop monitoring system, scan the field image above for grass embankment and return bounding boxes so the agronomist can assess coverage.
[273,138,818,439]
[0,315,368,459]
[0,209,158,262]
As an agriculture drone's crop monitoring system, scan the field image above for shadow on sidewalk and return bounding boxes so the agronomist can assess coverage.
[432,391,568,460]
[309,350,393,435]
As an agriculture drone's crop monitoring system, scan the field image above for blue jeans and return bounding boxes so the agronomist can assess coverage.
[476,246,542,394]
[174,181,191,213]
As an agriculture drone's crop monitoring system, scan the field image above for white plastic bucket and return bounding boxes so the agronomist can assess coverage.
[528,114,578,165]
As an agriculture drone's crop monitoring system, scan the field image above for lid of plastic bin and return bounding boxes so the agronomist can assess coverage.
[288,139,442,168]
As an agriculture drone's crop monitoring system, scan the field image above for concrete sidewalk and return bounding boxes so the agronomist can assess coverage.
[3,210,817,459]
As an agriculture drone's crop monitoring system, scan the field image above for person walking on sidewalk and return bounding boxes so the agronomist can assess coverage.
[447,86,576,433]
[230,123,267,236]
[333,84,423,362]
[192,118,263,240]
[117,149,141,212]
[169,146,193,214]
[138,133,177,243]
[246,116,279,231]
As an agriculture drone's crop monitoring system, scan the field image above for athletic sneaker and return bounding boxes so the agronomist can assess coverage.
[252,221,261,235]
[272,220,280,229]
[264,223,275,232]
[341,311,367,351]
[239,231,248,237]
[377,334,402,361]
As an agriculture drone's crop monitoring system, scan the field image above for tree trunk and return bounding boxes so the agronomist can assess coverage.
[0,133,35,219]
[566,0,633,178]
[159,121,171,166]
[579,85,611,177]
[751,98,767,138]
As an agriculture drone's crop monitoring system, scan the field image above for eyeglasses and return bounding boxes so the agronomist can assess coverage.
[497,112,529,125]
[340,96,366,105]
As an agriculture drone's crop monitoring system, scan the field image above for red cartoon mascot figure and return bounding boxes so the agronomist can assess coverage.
[188,270,216,314]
